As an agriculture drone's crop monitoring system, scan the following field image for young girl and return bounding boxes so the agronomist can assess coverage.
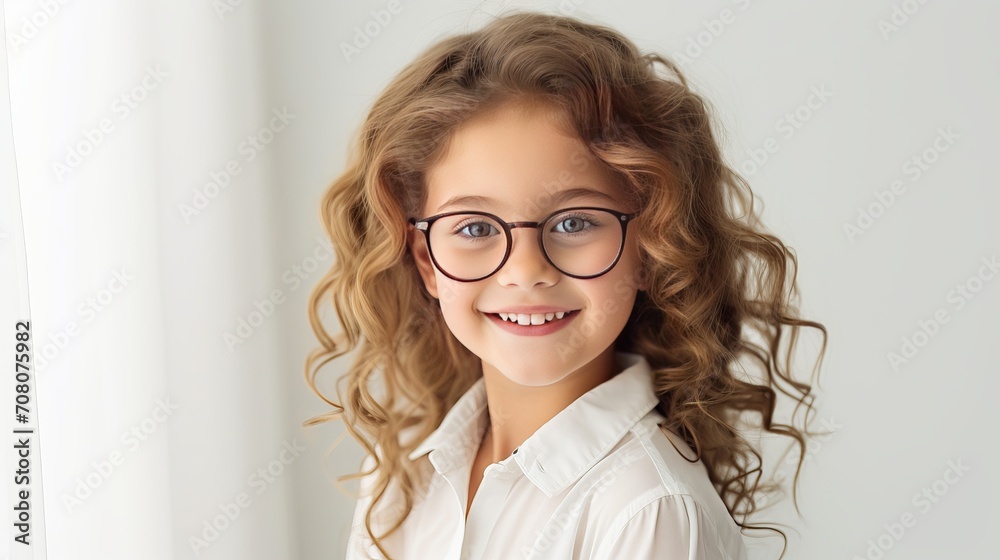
[305,10,827,560]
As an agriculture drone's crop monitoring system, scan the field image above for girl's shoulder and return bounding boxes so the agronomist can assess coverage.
[570,410,747,557]
[577,410,711,495]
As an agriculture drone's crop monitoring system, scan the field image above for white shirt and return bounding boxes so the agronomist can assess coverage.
[346,351,750,559]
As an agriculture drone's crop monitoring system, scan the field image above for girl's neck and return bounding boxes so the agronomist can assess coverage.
[478,346,618,464]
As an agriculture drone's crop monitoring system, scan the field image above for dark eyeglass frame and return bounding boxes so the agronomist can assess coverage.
[407,206,639,282]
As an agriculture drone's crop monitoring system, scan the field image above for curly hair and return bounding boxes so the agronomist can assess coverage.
[304,10,828,559]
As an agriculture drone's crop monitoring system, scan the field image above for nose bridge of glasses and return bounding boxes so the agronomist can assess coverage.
[506,221,547,256]
[494,222,557,283]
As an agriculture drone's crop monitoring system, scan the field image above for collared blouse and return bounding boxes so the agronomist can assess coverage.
[346,351,750,559]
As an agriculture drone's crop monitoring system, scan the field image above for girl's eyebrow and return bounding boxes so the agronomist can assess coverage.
[436,187,617,213]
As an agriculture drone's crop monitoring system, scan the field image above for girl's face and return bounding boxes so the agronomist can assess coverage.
[408,102,647,386]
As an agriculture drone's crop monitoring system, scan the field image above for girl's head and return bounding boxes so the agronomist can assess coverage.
[408,97,648,386]
[306,9,826,558]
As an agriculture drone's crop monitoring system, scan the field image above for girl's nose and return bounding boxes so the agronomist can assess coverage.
[493,228,560,286]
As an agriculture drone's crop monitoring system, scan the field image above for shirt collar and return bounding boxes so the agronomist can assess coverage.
[407,351,660,497]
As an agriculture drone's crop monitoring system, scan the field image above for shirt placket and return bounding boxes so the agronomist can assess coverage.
[430,451,474,560]
[461,457,520,560]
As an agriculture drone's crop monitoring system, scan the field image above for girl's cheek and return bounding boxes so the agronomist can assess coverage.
[436,277,473,306]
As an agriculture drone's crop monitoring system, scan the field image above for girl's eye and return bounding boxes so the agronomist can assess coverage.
[552,214,599,234]
[456,221,498,238]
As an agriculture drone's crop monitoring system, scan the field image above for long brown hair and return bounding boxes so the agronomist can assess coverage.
[304,10,828,559]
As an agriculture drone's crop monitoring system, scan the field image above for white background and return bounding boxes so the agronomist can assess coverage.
[1,0,997,559]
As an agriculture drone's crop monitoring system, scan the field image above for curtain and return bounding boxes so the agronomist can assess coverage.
[2,1,351,558]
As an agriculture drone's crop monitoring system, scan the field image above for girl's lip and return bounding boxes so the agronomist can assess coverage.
[483,309,580,336]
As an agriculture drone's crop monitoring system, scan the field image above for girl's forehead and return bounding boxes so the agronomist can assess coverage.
[423,163,625,217]
[428,187,621,216]
[423,114,620,216]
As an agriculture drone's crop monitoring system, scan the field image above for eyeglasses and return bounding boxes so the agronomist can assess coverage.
[407,206,639,282]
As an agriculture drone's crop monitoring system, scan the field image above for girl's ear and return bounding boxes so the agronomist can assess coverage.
[638,264,650,291]
[407,227,440,299]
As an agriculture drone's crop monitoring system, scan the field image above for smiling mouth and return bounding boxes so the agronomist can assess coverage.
[485,310,580,326]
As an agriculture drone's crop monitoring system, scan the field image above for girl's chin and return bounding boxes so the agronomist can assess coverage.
[480,362,575,387]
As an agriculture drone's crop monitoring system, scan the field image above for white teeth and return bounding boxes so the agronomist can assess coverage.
[494,311,573,325]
